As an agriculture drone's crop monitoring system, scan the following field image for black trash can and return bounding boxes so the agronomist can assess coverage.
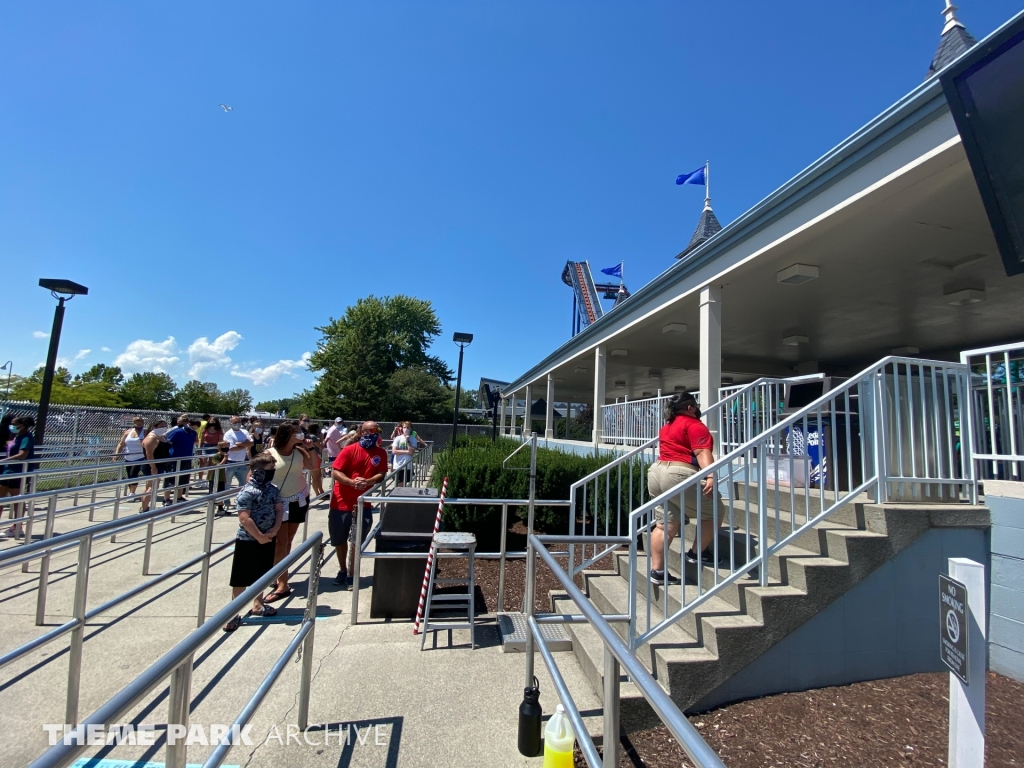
[369,487,440,619]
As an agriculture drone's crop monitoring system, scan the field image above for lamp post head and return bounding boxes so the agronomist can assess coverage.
[39,279,89,299]
[453,332,474,345]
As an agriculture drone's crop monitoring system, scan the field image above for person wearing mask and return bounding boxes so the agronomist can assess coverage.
[223,417,253,491]
[391,421,416,487]
[647,393,719,585]
[328,421,388,587]
[222,452,284,632]
[198,418,224,481]
[305,424,325,497]
[165,415,198,502]
[115,416,148,496]
[250,420,266,457]
[324,418,347,462]
[140,418,173,512]
[264,422,319,603]
[209,440,231,515]
[0,416,36,538]
[298,414,311,435]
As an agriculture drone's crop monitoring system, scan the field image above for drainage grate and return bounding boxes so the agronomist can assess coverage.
[498,612,572,653]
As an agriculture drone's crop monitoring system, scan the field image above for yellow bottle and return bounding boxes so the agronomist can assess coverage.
[543,704,575,768]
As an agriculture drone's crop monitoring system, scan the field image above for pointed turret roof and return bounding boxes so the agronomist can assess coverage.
[926,1,976,79]
[676,202,723,259]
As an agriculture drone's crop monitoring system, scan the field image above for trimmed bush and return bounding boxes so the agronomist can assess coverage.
[431,436,647,550]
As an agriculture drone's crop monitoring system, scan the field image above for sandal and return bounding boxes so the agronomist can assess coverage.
[264,588,293,603]
[247,605,278,618]
[222,615,242,632]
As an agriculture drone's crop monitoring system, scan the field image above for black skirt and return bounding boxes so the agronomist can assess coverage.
[229,537,277,587]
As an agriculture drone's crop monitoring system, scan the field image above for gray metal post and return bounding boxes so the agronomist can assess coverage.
[110,483,122,543]
[142,520,155,576]
[603,645,621,768]
[165,654,194,768]
[523,433,538,688]
[196,498,216,627]
[35,495,58,625]
[497,502,509,612]
[758,445,770,588]
[66,535,92,726]
[21,481,36,573]
[298,540,322,730]
[350,496,364,625]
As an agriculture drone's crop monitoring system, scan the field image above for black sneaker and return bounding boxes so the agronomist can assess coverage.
[334,571,348,587]
[650,569,681,585]
[685,548,718,567]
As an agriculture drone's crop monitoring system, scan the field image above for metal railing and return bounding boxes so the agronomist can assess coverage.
[29,532,325,768]
[961,341,1024,481]
[712,374,824,455]
[524,534,725,768]
[625,355,974,648]
[0,486,239,728]
[600,394,675,447]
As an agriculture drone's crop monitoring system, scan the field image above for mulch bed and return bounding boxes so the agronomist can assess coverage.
[574,671,1024,767]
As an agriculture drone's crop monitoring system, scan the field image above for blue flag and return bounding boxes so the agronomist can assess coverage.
[676,165,706,186]
[601,263,623,278]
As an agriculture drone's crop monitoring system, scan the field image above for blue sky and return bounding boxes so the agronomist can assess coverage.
[2,1,1020,404]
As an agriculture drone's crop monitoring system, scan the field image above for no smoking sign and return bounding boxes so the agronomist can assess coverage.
[939,574,969,684]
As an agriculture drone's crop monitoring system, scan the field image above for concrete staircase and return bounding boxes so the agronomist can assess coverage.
[551,486,987,721]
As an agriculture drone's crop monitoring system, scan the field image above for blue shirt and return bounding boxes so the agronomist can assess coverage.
[4,432,35,473]
[235,481,281,542]
[166,426,197,458]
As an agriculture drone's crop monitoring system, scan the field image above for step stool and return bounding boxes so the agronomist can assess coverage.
[420,531,477,650]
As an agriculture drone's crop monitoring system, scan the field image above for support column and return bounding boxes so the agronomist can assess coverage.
[523,384,533,437]
[545,374,555,439]
[565,401,572,440]
[592,345,607,446]
[499,396,508,436]
[699,284,722,445]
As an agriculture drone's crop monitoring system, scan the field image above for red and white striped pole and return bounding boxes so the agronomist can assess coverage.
[413,477,448,635]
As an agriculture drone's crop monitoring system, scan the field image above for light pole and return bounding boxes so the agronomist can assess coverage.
[0,362,11,401]
[36,279,89,445]
[451,332,473,449]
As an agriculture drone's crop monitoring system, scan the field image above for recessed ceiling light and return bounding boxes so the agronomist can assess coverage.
[777,264,819,285]
[945,288,985,305]
[573,367,587,373]
[662,323,687,334]
[783,335,809,346]
[614,380,626,388]
[891,346,920,355]
[610,349,628,357]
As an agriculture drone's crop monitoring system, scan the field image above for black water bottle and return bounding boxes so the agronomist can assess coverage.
[518,678,542,757]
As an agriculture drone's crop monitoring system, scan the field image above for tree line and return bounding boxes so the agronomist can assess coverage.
[5,365,253,414]
[5,295,481,422]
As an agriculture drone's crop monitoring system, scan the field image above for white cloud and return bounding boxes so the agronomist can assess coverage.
[33,331,49,339]
[113,337,181,373]
[74,349,91,361]
[231,352,312,386]
[100,346,111,353]
[187,331,243,378]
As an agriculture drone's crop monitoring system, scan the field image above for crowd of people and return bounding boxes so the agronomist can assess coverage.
[0,409,425,632]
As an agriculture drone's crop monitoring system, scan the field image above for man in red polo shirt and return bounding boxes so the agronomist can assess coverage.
[329,420,388,587]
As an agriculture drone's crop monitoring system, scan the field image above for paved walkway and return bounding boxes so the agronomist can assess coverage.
[0,485,602,767]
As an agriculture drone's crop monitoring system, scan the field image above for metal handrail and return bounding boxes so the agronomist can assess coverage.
[29,532,325,768]
[0,486,240,728]
[526,534,726,768]
[624,355,974,649]
[960,340,1024,480]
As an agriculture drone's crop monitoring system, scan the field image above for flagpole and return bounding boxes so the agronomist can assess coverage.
[704,160,711,209]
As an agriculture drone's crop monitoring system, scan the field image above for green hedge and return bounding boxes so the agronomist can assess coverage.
[432,436,646,550]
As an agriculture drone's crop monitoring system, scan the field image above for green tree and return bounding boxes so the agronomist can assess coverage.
[74,364,124,392]
[9,368,124,407]
[385,368,452,422]
[306,295,453,420]
[255,397,303,416]
[175,380,252,415]
[120,372,178,410]
[219,388,253,415]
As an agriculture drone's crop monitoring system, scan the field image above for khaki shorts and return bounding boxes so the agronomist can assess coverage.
[647,460,718,527]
